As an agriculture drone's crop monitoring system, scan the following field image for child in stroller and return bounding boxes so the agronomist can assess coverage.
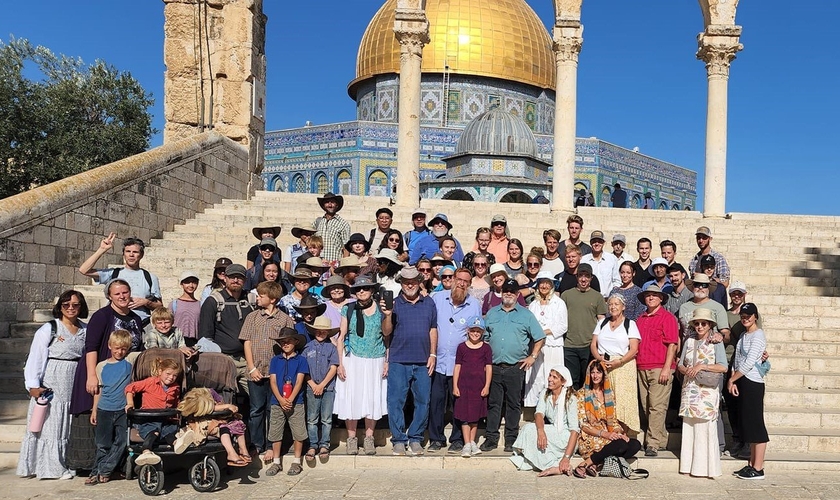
[178,388,251,467]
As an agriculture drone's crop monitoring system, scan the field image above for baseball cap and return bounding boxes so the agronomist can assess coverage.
[590,230,605,242]
[729,280,747,294]
[259,238,278,249]
[700,254,716,268]
[696,226,712,237]
[491,214,507,225]
[577,263,593,275]
[214,257,233,270]
[224,264,247,278]
[612,234,626,244]
[179,271,200,283]
[501,279,520,293]
[740,303,759,318]
[466,315,486,331]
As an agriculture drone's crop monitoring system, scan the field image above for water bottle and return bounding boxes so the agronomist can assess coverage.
[28,390,53,433]
[282,380,293,399]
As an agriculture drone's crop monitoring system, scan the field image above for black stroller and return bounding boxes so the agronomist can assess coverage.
[125,348,239,495]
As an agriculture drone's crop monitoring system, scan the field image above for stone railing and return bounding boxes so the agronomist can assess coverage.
[0,132,255,336]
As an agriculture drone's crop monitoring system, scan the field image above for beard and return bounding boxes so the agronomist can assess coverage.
[451,285,467,305]
[432,228,448,238]
[501,296,517,308]
[693,289,709,300]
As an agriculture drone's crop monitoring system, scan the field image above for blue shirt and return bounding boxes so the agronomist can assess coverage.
[484,304,546,365]
[96,358,133,411]
[269,354,309,405]
[412,235,465,266]
[302,338,339,390]
[294,322,313,344]
[389,294,438,364]
[432,291,482,376]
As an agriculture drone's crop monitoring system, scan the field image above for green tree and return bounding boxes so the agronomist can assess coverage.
[0,38,155,199]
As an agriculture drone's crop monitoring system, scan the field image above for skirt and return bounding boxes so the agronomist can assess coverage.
[736,378,769,444]
[65,413,96,471]
[607,358,640,435]
[524,345,565,407]
[679,417,721,477]
[335,354,388,421]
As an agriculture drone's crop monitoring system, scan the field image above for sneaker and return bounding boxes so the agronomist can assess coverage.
[461,445,471,458]
[393,443,406,456]
[135,451,161,466]
[644,447,658,457]
[733,464,754,476]
[265,462,283,476]
[479,440,498,452]
[427,441,443,452]
[736,467,764,480]
[447,442,464,454]
[407,442,425,456]
[363,436,376,455]
[346,436,359,455]
[173,429,195,454]
[503,444,514,453]
[287,463,303,476]
[471,442,482,456]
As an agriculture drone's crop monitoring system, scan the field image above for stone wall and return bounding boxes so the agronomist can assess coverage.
[0,132,254,336]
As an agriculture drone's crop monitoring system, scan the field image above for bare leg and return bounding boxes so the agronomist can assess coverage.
[220,433,240,463]
[751,442,766,471]
[364,418,376,438]
[293,440,304,459]
[345,419,358,439]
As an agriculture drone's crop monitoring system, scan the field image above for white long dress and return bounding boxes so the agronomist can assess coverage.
[524,296,568,407]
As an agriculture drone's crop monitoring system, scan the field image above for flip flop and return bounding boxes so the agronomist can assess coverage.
[305,448,317,462]
[239,453,253,463]
[84,476,100,486]
[227,459,248,467]
[318,447,330,459]
[98,475,110,484]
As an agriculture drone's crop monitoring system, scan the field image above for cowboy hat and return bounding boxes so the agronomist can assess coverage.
[277,327,307,350]
[321,275,351,299]
[334,255,362,274]
[317,192,344,212]
[637,284,669,304]
[293,295,327,316]
[252,226,281,240]
[291,223,317,239]
[297,257,330,274]
[304,315,340,338]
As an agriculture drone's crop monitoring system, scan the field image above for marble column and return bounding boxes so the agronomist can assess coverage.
[551,21,583,213]
[393,5,429,207]
[697,25,743,218]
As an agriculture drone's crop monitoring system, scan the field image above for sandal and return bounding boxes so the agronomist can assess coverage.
[98,475,110,484]
[239,453,253,463]
[573,463,588,479]
[318,447,330,459]
[305,448,317,462]
[227,459,248,467]
[84,476,100,486]
[586,464,599,477]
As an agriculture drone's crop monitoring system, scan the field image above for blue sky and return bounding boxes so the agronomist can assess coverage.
[2,1,837,215]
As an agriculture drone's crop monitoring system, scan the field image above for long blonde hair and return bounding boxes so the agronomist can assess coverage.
[177,387,215,417]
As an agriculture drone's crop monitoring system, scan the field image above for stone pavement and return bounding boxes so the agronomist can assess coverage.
[4,461,840,500]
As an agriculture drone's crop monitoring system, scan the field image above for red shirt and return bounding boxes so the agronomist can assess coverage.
[125,376,181,409]
[635,306,679,371]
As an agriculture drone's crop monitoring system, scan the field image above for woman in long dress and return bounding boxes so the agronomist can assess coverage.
[678,307,728,478]
[510,365,579,475]
[590,293,641,437]
[524,272,567,407]
[17,290,88,479]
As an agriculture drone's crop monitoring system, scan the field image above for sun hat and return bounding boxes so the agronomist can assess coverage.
[277,327,307,350]
[321,275,351,299]
[293,295,327,316]
[252,226,281,240]
[291,223,317,238]
[317,192,344,212]
[304,315,340,338]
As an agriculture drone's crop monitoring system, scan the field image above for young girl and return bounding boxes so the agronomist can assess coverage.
[453,316,493,457]
[125,358,188,465]
[177,388,250,467]
[171,271,201,346]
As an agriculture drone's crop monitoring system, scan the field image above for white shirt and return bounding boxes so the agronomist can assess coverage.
[541,255,566,277]
[593,318,641,357]
[528,295,568,347]
[581,252,621,298]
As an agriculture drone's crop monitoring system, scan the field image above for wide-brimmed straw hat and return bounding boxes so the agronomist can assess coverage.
[334,255,362,274]
[304,315,340,338]
[375,248,404,267]
[637,284,669,304]
[297,257,330,274]
[689,307,717,327]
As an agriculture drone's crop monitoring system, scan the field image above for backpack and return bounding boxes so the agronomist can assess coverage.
[208,290,254,323]
[600,317,631,332]
[110,267,153,291]
[24,320,59,369]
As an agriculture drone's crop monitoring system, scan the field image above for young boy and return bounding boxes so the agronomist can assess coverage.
[171,271,201,346]
[88,330,134,485]
[239,281,295,461]
[302,316,339,461]
[293,295,325,342]
[143,308,195,358]
[266,328,309,476]
[306,235,324,258]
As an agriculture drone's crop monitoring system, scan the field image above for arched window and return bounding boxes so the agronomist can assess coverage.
[671,203,681,210]
[601,186,612,207]
[631,194,642,209]
[315,172,328,194]
[292,174,305,193]
[500,191,532,204]
[270,176,284,192]
[659,201,669,210]
[367,170,388,196]
[442,189,474,201]
[337,169,352,195]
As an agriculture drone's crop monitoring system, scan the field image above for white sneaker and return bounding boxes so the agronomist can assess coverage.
[173,429,195,454]
[461,444,471,458]
[471,442,482,456]
[135,451,162,466]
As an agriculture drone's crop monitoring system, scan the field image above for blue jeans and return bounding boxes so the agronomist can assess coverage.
[305,387,335,449]
[387,362,431,444]
[92,409,127,477]
[428,372,463,445]
[248,378,272,453]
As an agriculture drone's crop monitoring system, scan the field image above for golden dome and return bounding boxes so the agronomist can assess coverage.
[350,0,555,95]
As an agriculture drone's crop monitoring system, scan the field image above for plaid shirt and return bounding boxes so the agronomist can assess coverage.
[314,214,351,262]
[238,308,295,377]
[688,249,731,283]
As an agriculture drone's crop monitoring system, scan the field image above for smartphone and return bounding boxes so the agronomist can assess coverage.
[382,289,394,310]
[603,353,611,361]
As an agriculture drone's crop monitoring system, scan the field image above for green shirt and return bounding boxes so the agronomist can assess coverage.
[484,304,545,365]
[561,288,608,348]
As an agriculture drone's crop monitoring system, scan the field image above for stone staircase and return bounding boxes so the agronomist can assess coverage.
[2,191,839,467]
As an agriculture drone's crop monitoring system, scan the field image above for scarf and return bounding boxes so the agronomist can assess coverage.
[582,360,619,433]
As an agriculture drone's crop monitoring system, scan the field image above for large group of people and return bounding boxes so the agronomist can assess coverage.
[18,192,770,483]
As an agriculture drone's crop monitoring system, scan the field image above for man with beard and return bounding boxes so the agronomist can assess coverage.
[199,264,255,395]
[428,268,482,453]
[413,213,465,265]
[632,238,654,288]
[382,267,438,456]
[313,192,351,264]
[560,264,607,389]
[480,279,545,452]
[688,226,731,288]
[664,264,693,316]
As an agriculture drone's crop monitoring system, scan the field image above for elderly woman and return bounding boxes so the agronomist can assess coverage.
[18,291,89,480]
[511,365,579,475]
[590,293,641,437]
[321,275,353,329]
[677,308,728,478]
[468,254,491,302]
[335,276,389,456]
[462,227,496,274]
[609,261,645,320]
[525,272,568,407]
[574,360,642,478]
[67,279,144,472]
[728,303,769,480]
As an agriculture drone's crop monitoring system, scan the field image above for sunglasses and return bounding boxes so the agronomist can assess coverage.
[693,320,711,326]
[474,263,488,267]
[418,268,432,272]
[61,303,82,310]
[527,263,540,268]
[259,246,275,251]
[441,275,454,280]
[356,286,374,292]
[388,237,401,243]
[694,283,710,288]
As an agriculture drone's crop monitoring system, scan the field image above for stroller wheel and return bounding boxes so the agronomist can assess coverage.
[189,457,221,492]
[137,464,165,496]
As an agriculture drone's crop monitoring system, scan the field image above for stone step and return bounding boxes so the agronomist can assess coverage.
[0,396,29,419]
[0,339,34,355]
[9,323,42,339]
[765,406,840,429]
[0,417,25,443]
[765,371,840,390]
[766,387,840,408]
[0,355,25,374]
[766,341,840,356]
[0,374,26,396]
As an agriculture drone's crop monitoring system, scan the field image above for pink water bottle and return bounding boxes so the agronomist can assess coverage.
[28,396,50,433]
[282,380,293,399]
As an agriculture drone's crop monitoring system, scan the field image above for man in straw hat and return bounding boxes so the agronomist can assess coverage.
[247,225,282,269]
[283,223,317,274]
[313,192,351,263]
[302,316,340,461]
[382,266,438,456]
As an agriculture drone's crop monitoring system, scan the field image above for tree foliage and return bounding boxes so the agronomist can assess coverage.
[0,38,156,199]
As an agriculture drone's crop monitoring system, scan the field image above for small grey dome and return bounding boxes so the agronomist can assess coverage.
[456,108,538,157]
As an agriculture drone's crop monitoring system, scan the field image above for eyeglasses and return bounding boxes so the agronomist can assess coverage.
[61,303,81,310]
[694,283,710,288]
[527,263,540,268]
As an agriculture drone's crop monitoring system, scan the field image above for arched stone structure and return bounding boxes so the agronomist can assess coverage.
[442,189,474,201]
[500,190,533,204]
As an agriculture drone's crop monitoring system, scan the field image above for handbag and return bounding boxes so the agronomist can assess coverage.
[599,455,649,479]
[755,359,771,377]
[691,341,723,388]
